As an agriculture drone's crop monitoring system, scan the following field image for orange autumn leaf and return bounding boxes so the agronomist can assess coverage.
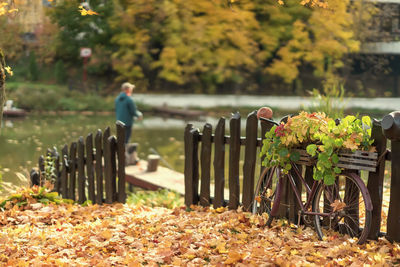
[330,199,346,212]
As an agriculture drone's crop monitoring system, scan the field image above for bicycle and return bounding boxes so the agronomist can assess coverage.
[252,116,373,245]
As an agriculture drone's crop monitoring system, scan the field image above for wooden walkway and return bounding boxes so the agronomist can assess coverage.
[125,161,231,199]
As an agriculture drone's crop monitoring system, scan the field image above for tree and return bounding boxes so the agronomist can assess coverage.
[47,0,115,75]
[111,0,264,93]
[0,0,18,125]
[266,0,362,87]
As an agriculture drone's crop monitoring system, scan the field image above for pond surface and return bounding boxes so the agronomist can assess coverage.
[0,114,216,187]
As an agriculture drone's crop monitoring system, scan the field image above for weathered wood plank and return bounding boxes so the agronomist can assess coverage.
[68,142,77,201]
[184,126,200,207]
[387,140,400,242]
[184,124,193,206]
[95,130,103,205]
[116,121,126,203]
[86,133,95,203]
[367,121,387,240]
[109,136,118,202]
[60,145,68,198]
[53,148,60,194]
[278,116,290,218]
[213,118,225,208]
[77,137,86,204]
[259,119,275,175]
[38,155,44,186]
[228,112,241,210]
[338,156,377,167]
[242,111,258,211]
[103,127,113,204]
[200,123,212,207]
[288,164,302,223]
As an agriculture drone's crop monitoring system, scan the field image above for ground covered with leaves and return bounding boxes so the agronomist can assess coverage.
[0,201,399,266]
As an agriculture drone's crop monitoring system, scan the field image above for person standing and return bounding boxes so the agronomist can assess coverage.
[115,82,142,144]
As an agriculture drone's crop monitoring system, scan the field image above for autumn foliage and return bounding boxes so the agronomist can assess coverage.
[0,202,399,265]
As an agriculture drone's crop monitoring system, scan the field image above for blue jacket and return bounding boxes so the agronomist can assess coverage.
[115,92,138,127]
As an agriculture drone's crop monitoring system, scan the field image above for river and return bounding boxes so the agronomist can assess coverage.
[0,114,213,188]
[133,94,399,110]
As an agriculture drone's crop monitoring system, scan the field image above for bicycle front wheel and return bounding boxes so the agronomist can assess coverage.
[252,166,280,226]
[312,172,372,244]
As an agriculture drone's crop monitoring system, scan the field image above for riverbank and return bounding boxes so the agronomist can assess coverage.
[4,82,397,118]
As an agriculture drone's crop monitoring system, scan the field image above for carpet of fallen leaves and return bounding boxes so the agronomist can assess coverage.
[0,202,399,266]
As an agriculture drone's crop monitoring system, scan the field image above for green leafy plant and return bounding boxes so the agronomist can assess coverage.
[307,84,347,119]
[43,152,57,184]
[0,185,73,210]
[127,188,183,209]
[260,111,374,185]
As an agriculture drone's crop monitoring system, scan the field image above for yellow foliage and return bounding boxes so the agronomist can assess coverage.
[78,5,98,16]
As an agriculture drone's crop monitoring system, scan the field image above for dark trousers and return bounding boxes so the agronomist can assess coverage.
[125,126,132,144]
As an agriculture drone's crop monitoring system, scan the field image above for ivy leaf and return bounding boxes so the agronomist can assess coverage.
[324,174,336,185]
[289,151,300,162]
[331,154,339,164]
[334,167,342,174]
[334,139,343,147]
[306,144,317,157]
[279,148,289,158]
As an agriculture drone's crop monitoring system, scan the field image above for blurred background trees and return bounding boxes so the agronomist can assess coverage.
[0,0,395,96]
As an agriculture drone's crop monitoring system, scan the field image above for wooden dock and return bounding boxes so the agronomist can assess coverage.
[125,161,231,199]
[125,161,186,194]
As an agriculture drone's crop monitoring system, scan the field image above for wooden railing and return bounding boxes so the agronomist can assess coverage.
[184,111,400,242]
[30,122,126,204]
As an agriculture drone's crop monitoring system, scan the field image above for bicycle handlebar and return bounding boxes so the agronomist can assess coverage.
[259,117,279,126]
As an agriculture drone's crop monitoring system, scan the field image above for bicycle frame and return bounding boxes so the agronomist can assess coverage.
[269,163,332,218]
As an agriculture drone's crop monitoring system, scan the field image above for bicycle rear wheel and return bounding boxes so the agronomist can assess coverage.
[252,166,281,226]
[312,172,372,244]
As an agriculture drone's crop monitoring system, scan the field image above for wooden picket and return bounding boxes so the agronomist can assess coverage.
[30,123,127,205]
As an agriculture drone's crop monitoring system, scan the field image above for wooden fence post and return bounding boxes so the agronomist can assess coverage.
[386,139,400,242]
[77,137,86,204]
[242,111,258,211]
[86,133,95,203]
[184,126,200,207]
[200,123,212,207]
[259,119,274,175]
[213,118,225,208]
[367,120,387,240]
[38,155,44,185]
[116,121,126,203]
[228,112,241,210]
[103,127,113,204]
[110,136,118,202]
[95,130,103,204]
[68,142,77,200]
[60,145,68,198]
[383,111,400,242]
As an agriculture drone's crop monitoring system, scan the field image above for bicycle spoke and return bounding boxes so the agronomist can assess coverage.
[313,173,371,245]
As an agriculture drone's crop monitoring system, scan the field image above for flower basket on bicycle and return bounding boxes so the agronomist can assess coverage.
[253,110,376,244]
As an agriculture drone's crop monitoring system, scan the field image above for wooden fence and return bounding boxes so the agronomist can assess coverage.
[30,122,127,204]
[184,111,400,242]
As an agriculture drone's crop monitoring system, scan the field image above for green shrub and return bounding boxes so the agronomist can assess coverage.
[55,60,67,84]
[28,52,39,81]
[127,188,183,209]
[12,85,59,110]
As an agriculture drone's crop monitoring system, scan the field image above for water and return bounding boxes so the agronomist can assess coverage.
[0,114,212,187]
[133,94,400,110]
